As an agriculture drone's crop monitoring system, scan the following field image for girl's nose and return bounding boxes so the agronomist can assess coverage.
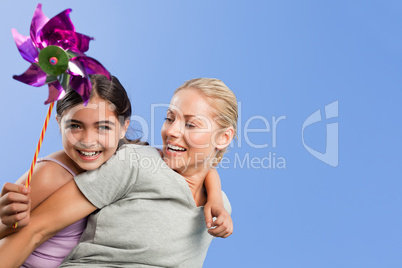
[79,130,98,147]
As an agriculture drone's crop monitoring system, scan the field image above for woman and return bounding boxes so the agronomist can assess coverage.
[0,77,237,267]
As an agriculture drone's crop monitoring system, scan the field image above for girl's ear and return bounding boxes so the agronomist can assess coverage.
[56,115,62,133]
[215,127,234,150]
[55,114,61,124]
[120,119,130,139]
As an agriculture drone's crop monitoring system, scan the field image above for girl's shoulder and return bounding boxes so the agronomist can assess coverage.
[32,151,76,186]
[40,151,82,175]
[19,151,80,211]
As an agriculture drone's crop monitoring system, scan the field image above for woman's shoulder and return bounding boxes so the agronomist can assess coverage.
[119,144,160,157]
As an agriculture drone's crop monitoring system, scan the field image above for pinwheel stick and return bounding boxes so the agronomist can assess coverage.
[13,102,54,228]
[25,102,54,187]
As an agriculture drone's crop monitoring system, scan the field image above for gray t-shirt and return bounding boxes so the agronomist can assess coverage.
[60,144,231,268]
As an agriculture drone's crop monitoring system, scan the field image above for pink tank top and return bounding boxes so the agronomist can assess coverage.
[21,158,87,268]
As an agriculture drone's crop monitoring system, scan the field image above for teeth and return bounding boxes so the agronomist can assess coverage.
[167,144,186,151]
[78,150,100,157]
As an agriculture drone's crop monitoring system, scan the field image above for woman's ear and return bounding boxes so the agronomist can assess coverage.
[215,127,234,150]
[120,119,130,139]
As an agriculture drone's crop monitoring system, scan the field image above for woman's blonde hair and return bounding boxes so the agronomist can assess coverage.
[175,78,238,164]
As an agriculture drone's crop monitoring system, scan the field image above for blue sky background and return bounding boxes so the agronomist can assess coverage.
[0,1,401,267]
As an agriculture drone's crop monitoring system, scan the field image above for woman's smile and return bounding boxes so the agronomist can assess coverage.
[161,88,222,174]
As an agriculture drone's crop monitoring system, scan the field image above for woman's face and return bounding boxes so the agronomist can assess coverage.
[161,88,225,174]
[58,96,128,171]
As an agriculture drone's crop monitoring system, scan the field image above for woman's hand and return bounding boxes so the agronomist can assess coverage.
[0,182,31,228]
[204,203,233,238]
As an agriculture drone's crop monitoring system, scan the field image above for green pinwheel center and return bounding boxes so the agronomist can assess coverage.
[38,45,69,76]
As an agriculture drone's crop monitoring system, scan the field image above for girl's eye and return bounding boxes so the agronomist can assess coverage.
[164,117,174,123]
[99,125,111,131]
[67,124,80,129]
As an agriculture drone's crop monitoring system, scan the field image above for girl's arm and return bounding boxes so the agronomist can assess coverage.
[0,183,30,237]
[203,168,233,238]
[0,180,96,267]
[0,160,74,238]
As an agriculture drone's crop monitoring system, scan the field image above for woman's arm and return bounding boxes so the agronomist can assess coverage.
[203,169,233,238]
[0,180,96,267]
[204,168,224,208]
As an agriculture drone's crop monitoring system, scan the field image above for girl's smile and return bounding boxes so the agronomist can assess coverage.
[58,96,127,171]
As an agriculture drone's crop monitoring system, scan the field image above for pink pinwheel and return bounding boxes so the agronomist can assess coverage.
[12,3,110,104]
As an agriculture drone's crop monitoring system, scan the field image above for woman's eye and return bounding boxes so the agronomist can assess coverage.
[185,122,196,128]
[164,117,174,123]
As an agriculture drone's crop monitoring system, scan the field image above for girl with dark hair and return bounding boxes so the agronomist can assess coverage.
[0,74,231,267]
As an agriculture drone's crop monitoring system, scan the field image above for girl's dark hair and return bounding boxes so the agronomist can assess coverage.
[56,74,147,145]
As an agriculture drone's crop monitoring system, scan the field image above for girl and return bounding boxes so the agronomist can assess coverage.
[0,75,231,267]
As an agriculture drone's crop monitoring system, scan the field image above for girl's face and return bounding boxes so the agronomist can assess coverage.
[58,96,128,171]
[161,88,229,174]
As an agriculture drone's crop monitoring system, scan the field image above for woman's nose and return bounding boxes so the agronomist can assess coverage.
[166,120,183,139]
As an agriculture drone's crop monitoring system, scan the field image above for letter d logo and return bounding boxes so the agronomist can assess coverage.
[302,101,338,167]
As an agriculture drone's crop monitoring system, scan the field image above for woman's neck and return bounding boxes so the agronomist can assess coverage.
[180,168,210,207]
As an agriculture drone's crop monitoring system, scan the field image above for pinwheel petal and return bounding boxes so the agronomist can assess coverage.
[69,75,92,104]
[13,4,109,105]
[13,64,47,87]
[29,3,49,49]
[45,81,66,104]
[11,29,38,63]
[68,59,86,77]
[48,30,93,53]
[73,56,111,80]
[39,8,74,48]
